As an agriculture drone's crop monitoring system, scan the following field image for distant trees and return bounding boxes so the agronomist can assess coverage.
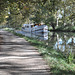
[0,0,75,29]
[0,0,32,28]
[30,0,62,30]
[59,0,75,26]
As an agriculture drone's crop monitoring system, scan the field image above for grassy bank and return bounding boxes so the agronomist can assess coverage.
[50,25,75,32]
[5,28,75,75]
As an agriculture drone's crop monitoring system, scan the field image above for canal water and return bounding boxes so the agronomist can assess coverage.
[48,32,75,58]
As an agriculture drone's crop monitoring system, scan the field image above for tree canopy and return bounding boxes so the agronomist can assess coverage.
[0,0,75,29]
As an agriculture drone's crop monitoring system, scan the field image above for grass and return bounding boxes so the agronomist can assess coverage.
[54,25,75,32]
[5,28,75,75]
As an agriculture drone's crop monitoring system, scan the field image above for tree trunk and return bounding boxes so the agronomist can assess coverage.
[51,22,55,30]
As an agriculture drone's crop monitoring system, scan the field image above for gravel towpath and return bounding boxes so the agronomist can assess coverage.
[0,30,50,75]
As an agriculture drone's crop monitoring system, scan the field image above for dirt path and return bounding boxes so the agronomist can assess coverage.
[0,30,50,75]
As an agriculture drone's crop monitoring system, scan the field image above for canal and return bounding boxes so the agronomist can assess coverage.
[48,32,75,59]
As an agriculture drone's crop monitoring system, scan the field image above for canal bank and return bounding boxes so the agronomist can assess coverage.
[0,30,50,75]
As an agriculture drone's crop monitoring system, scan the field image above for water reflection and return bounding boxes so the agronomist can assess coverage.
[51,32,75,57]
[16,31,48,41]
[24,32,48,41]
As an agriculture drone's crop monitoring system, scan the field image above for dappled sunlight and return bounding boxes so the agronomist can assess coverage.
[0,30,50,75]
[0,61,50,75]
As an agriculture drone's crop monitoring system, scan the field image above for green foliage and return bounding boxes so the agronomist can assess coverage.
[0,0,31,27]
[67,51,74,64]
[0,0,75,30]
[45,15,57,30]
[30,11,43,23]
[56,25,75,32]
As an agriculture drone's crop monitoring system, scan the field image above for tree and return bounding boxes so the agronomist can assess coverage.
[0,0,32,28]
[0,0,75,29]
[59,0,75,26]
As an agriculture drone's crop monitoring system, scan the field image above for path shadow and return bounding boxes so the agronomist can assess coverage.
[0,61,50,75]
[0,30,50,75]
